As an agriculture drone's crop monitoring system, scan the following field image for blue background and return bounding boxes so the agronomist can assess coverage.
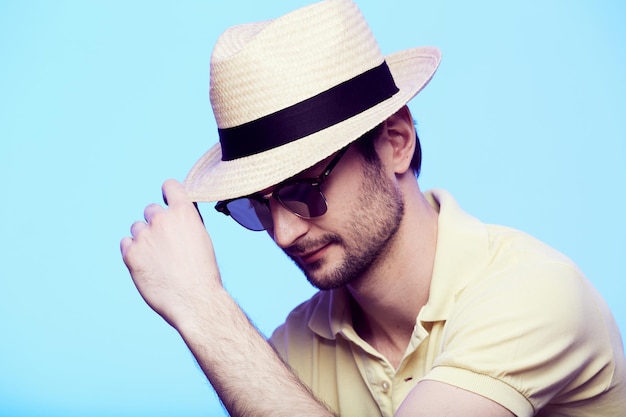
[1,1,624,415]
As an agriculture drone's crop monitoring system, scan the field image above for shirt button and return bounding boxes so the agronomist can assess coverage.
[381,381,390,392]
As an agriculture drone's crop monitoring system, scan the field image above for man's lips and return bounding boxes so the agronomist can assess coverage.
[295,244,330,265]
[285,235,340,265]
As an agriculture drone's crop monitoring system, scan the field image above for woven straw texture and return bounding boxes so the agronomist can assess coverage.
[184,0,441,202]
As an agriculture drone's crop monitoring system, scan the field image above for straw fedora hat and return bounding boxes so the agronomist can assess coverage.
[184,0,441,202]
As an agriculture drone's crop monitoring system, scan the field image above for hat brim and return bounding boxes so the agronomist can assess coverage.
[184,46,441,202]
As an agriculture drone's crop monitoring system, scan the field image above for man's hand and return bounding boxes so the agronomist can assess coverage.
[120,180,336,417]
[120,179,220,329]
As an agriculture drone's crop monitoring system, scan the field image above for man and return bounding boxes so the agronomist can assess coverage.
[120,0,626,416]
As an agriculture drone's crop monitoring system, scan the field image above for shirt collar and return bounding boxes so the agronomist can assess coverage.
[418,189,490,323]
[306,189,490,338]
[307,286,351,340]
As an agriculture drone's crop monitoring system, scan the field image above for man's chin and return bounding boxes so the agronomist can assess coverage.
[288,249,352,290]
[303,266,353,291]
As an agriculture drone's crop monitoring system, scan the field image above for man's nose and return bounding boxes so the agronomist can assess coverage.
[267,198,309,248]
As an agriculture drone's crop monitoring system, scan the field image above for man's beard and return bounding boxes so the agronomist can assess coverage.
[284,156,405,290]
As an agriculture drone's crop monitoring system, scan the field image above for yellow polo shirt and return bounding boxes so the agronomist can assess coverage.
[270,189,626,416]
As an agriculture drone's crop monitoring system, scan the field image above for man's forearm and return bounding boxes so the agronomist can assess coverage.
[177,287,335,417]
[121,181,334,416]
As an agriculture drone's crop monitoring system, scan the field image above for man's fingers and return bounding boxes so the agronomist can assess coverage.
[162,179,189,207]
[120,236,133,259]
[120,180,205,274]
[161,179,204,224]
[130,220,148,239]
[144,203,165,223]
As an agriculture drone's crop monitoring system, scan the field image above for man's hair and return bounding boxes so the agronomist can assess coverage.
[352,120,422,178]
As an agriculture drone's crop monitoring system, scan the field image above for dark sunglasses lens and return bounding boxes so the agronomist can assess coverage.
[277,183,327,218]
[226,198,272,231]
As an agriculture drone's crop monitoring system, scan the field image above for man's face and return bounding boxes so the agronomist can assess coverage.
[270,144,405,290]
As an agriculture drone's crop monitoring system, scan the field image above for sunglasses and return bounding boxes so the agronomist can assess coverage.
[215,146,350,231]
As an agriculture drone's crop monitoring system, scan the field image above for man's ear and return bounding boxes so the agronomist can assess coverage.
[380,105,416,175]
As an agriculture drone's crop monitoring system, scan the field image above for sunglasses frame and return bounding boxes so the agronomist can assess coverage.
[215,145,350,231]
